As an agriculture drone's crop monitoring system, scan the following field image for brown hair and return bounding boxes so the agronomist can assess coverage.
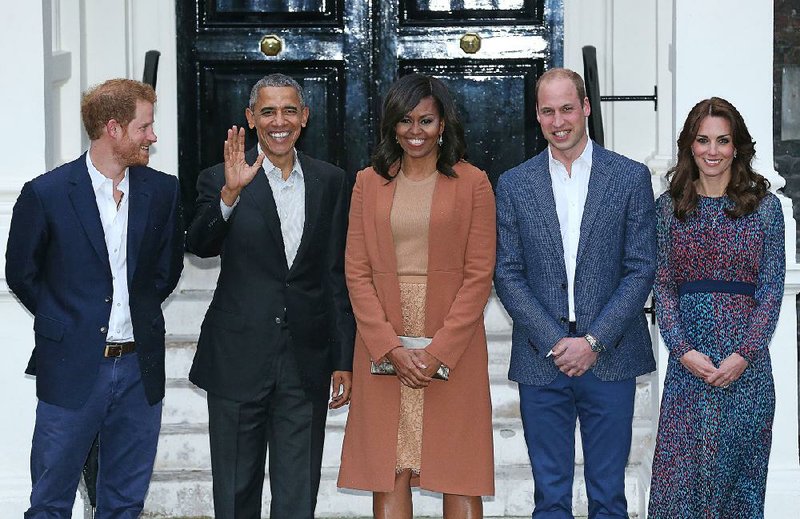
[535,68,587,106]
[667,97,768,219]
[81,79,156,140]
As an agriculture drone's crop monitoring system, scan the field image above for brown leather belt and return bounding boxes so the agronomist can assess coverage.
[104,342,136,357]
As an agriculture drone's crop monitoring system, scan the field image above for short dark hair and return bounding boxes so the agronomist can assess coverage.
[81,79,156,140]
[372,73,466,181]
[667,96,768,219]
[249,73,305,109]
[535,68,587,107]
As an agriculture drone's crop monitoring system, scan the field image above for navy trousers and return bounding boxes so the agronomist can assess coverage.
[519,370,635,519]
[26,352,162,519]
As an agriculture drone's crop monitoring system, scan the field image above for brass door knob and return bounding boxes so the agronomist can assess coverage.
[260,35,283,56]
[460,33,481,54]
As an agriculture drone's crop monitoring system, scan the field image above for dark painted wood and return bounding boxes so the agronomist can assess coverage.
[177,0,559,225]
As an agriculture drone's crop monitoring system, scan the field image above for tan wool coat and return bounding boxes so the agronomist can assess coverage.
[337,161,496,496]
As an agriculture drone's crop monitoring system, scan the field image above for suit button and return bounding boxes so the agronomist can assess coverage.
[275,317,282,324]
[285,282,290,288]
[559,317,567,323]
[100,326,108,333]
[560,283,567,290]
[104,296,112,303]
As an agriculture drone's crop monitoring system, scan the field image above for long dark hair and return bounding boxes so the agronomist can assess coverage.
[667,97,768,219]
[372,73,466,181]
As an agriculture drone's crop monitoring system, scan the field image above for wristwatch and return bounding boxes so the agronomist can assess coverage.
[584,333,605,353]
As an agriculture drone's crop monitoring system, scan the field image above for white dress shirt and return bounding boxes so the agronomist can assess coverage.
[86,151,134,342]
[220,147,305,268]
[548,139,593,322]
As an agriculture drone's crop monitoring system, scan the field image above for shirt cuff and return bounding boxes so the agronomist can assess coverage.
[219,196,240,221]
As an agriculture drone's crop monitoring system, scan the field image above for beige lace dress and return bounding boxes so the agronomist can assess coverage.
[390,169,437,474]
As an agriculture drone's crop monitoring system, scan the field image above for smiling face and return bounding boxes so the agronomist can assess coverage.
[536,76,591,165]
[113,99,157,167]
[691,115,735,186]
[245,86,309,168]
[394,96,444,162]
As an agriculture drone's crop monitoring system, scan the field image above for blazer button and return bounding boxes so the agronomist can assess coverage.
[275,317,282,324]
[100,326,108,333]
[559,317,568,323]
[560,283,567,290]
[104,296,112,303]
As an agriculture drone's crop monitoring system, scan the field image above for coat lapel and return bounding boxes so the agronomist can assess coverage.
[68,155,111,273]
[289,153,321,273]
[126,167,151,284]
[576,146,613,263]
[426,173,456,271]
[528,153,565,259]
[375,173,399,274]
[240,147,285,254]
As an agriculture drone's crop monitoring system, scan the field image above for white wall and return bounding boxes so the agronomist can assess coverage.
[563,0,658,164]
[0,2,48,514]
[0,1,179,514]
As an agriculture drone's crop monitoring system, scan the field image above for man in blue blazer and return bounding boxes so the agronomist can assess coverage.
[6,79,184,518]
[494,68,657,518]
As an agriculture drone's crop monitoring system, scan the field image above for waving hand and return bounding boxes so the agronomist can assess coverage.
[220,125,265,206]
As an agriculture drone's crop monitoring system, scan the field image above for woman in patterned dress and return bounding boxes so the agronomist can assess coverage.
[337,73,495,518]
[649,97,785,518]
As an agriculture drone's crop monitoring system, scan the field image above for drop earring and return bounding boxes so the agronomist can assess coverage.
[734,150,738,158]
[438,134,443,146]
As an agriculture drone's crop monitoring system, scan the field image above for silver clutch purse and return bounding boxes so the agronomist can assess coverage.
[370,336,449,381]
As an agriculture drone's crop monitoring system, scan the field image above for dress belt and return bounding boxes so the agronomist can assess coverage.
[104,342,136,357]
[677,280,756,297]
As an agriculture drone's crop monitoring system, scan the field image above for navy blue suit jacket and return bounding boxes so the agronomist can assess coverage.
[494,143,657,386]
[5,153,184,408]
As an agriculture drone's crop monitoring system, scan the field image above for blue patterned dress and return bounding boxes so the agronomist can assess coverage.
[648,192,785,519]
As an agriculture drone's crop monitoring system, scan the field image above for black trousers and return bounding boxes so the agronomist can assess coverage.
[207,332,329,519]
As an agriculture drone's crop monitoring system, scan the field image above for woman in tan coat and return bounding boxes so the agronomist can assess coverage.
[337,73,495,518]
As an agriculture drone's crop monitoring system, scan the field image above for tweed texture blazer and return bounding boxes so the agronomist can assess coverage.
[494,143,657,386]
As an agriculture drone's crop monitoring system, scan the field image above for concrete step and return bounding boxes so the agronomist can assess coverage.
[159,336,656,481]
[154,407,653,473]
[151,270,653,518]
[143,464,644,517]
[164,337,656,419]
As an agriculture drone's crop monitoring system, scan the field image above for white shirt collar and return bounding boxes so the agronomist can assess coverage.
[85,149,129,195]
[547,138,593,174]
[256,145,304,180]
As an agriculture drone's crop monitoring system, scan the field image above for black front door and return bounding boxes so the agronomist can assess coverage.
[177,0,561,223]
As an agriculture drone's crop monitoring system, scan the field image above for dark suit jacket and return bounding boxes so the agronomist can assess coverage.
[494,143,657,386]
[186,148,355,401]
[5,153,184,408]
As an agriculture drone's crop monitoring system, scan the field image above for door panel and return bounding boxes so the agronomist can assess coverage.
[400,61,543,183]
[383,0,552,185]
[177,0,368,225]
[404,0,540,21]
[204,0,339,24]
[177,0,560,224]
[197,64,344,170]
